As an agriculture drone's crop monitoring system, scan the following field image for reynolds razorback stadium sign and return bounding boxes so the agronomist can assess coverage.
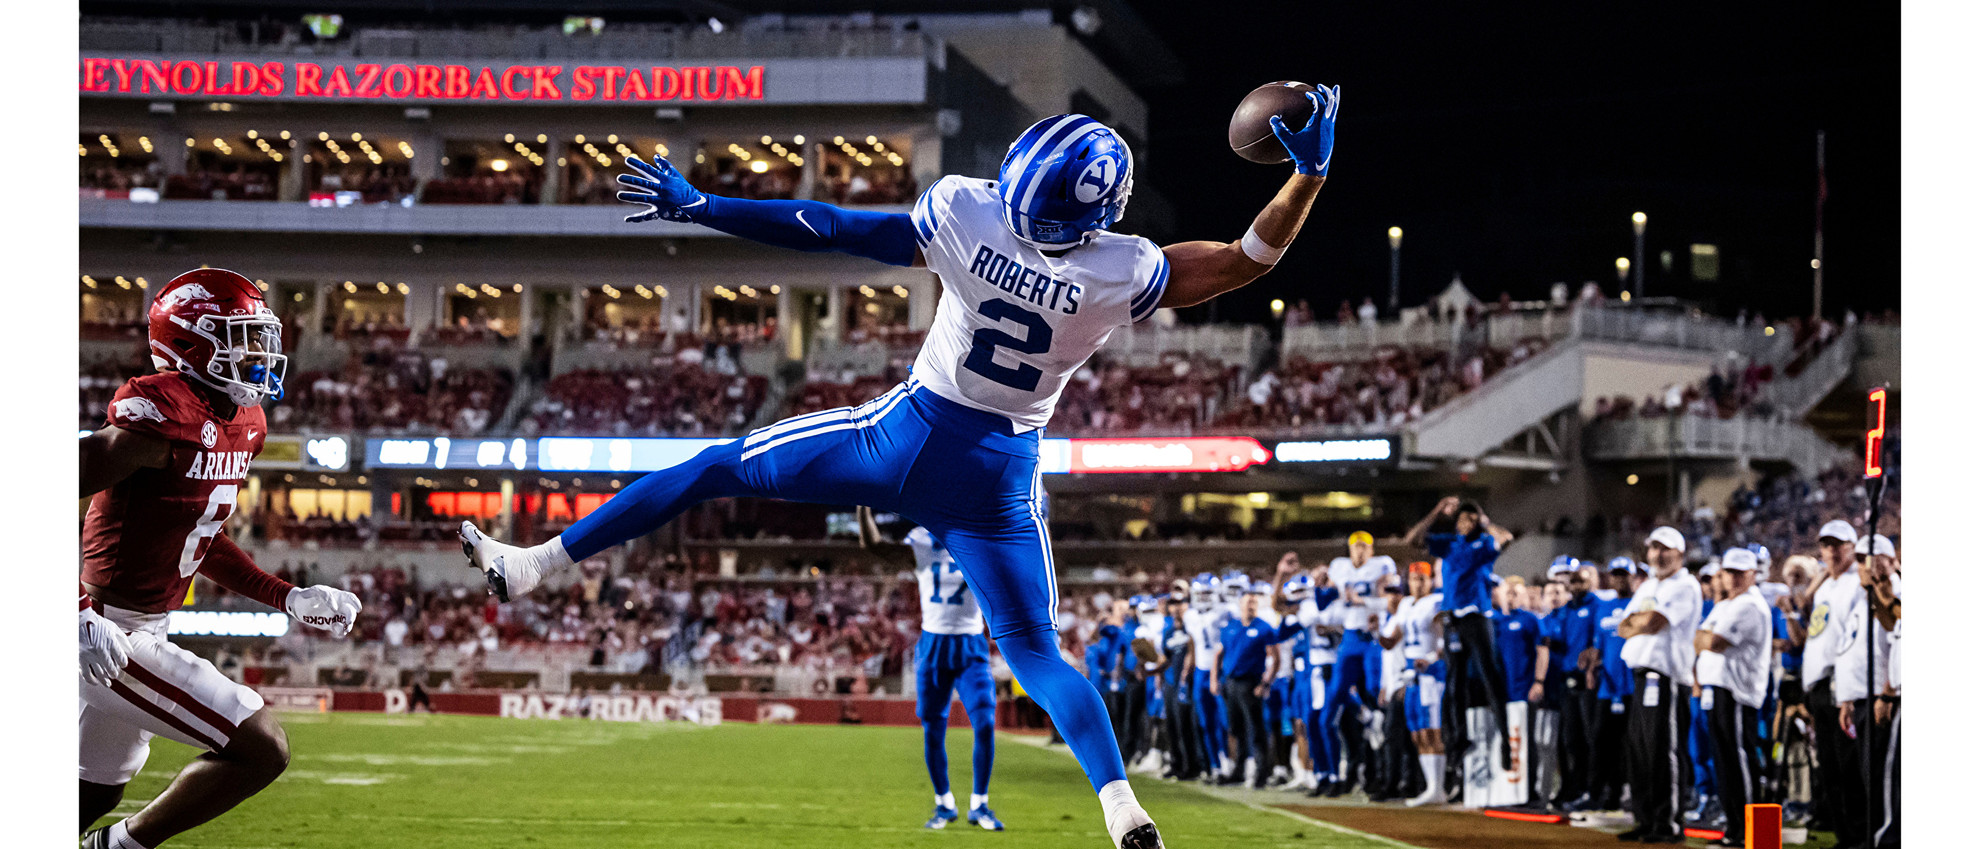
[77,54,926,106]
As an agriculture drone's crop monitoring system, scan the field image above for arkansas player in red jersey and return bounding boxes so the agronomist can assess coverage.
[77,268,361,849]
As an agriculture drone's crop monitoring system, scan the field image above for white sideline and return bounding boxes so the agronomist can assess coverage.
[1004,732,1433,849]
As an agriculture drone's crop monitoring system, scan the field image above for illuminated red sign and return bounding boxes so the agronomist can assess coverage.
[78,57,764,103]
[1864,387,1887,479]
[1051,437,1270,474]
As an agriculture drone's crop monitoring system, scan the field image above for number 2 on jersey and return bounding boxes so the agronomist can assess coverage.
[178,484,238,578]
[929,559,969,606]
[962,298,1052,391]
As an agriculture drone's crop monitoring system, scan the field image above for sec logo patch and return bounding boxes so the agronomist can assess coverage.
[201,420,218,448]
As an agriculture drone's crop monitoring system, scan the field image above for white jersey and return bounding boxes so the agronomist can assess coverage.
[1387,593,1445,663]
[1328,556,1398,632]
[911,175,1172,431]
[909,527,984,635]
[1295,597,1346,666]
[1184,606,1229,671]
[1258,609,1293,680]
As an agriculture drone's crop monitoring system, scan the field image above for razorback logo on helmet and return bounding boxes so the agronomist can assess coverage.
[156,283,215,311]
[113,396,167,424]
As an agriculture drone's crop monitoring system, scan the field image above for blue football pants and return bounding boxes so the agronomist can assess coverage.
[560,381,1127,792]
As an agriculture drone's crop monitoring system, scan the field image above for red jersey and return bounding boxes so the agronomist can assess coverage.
[82,373,267,612]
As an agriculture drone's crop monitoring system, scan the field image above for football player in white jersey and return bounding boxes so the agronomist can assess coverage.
[1183,575,1235,783]
[856,507,1004,831]
[1318,531,1396,795]
[1381,562,1449,807]
[463,86,1341,848]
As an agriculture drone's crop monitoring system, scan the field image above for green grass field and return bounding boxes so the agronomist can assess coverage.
[95,712,1401,849]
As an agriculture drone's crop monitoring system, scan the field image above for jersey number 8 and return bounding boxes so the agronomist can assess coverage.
[178,484,238,578]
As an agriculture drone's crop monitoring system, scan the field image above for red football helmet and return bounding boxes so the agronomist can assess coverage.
[147,268,286,407]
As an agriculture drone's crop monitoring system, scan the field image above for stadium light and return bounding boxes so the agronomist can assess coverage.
[1630,212,1647,296]
[1270,299,1285,319]
[491,159,509,172]
[1387,226,1403,312]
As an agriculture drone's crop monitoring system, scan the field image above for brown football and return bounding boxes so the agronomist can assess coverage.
[1229,80,1319,164]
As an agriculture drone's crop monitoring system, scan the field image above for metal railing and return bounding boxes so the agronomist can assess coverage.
[1584,413,1849,475]
[1283,304,1784,362]
[1763,327,1859,418]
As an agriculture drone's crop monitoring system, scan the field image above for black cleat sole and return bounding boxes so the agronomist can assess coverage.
[461,532,511,602]
[1119,823,1164,849]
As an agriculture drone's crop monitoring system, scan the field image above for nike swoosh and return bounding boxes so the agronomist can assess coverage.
[795,210,821,237]
[248,430,259,440]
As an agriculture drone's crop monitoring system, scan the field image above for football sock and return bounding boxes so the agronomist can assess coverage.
[922,719,951,797]
[107,821,151,849]
[970,714,996,797]
[1420,753,1445,796]
[970,793,989,811]
[1099,779,1151,844]
[935,792,955,810]
[529,536,574,578]
[997,624,1128,792]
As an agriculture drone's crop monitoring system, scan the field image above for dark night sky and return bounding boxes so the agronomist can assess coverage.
[1131,2,1898,325]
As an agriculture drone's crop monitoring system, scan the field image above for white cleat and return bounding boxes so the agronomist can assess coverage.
[1404,787,1444,808]
[1105,804,1164,849]
[458,521,541,602]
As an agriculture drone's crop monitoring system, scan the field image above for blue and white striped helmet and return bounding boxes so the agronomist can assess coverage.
[1219,570,1249,603]
[1283,574,1315,603]
[1189,574,1219,609]
[996,114,1134,250]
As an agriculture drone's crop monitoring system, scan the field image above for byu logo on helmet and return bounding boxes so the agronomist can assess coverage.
[995,114,1135,250]
[1073,156,1118,204]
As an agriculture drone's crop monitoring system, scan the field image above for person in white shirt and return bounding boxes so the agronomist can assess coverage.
[1380,562,1447,808]
[1833,534,1901,849]
[1616,526,1703,843]
[1694,548,1773,847]
[1801,519,1868,848]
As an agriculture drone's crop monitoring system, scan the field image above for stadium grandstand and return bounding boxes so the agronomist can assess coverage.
[76,3,1901,849]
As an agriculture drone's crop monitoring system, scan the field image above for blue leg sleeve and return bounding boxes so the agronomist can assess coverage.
[556,438,753,562]
[560,384,923,561]
[958,657,998,797]
[1193,670,1226,772]
[1318,664,1348,780]
[700,195,918,267]
[924,719,952,797]
[998,626,1126,792]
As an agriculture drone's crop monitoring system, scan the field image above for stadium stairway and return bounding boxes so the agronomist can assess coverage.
[1406,339,1720,464]
[1761,324,1860,420]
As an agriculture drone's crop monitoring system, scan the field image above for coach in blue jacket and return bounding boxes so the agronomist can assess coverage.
[1213,586,1279,789]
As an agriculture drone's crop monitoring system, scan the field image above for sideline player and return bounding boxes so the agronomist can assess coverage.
[1318,532,1394,796]
[462,88,1342,847]
[1382,562,1447,807]
[1185,574,1234,783]
[78,269,362,849]
[856,506,1004,831]
[1403,496,1516,769]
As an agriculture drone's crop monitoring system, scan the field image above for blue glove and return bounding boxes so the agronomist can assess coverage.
[615,155,708,223]
[1269,85,1340,176]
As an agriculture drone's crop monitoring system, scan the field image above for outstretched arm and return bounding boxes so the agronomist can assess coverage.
[80,425,170,498]
[855,505,915,569]
[1159,85,1339,309]
[618,156,925,268]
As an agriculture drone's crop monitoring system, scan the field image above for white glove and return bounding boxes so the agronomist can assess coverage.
[80,606,132,687]
[286,585,362,638]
